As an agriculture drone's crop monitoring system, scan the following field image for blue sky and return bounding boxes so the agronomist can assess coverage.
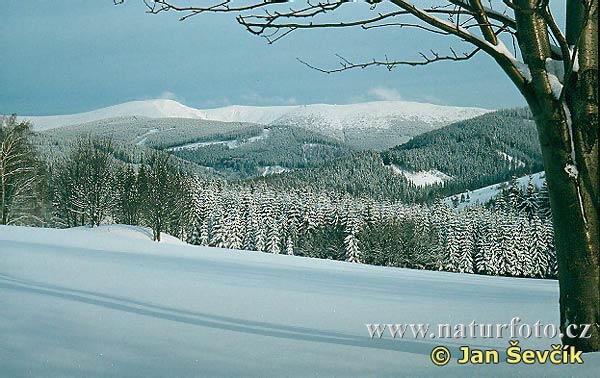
[1,0,544,115]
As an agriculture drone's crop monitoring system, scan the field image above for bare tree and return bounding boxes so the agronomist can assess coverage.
[53,137,115,227]
[117,0,598,351]
[139,151,183,242]
[0,116,43,226]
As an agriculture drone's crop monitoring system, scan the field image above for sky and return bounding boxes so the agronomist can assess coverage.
[1,0,553,116]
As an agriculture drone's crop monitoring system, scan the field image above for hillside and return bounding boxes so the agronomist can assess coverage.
[31,107,541,196]
[2,225,598,377]
[444,172,547,209]
[35,117,353,178]
[383,109,542,193]
[259,109,542,202]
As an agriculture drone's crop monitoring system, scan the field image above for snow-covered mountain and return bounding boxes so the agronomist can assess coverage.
[21,100,206,131]
[2,224,598,376]
[21,99,491,138]
[199,101,491,139]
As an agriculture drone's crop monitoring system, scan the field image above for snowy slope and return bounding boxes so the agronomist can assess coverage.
[21,100,206,131]
[201,101,491,133]
[388,164,452,187]
[1,225,597,377]
[20,99,490,134]
[444,172,546,209]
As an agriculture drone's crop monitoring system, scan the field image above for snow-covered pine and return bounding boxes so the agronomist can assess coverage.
[519,177,539,220]
[528,215,550,278]
[90,175,561,279]
[456,214,474,274]
[344,210,361,263]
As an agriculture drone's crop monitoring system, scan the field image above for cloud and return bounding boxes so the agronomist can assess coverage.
[136,91,183,102]
[159,91,178,100]
[367,86,403,101]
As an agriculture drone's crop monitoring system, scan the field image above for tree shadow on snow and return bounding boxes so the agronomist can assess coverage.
[0,273,484,357]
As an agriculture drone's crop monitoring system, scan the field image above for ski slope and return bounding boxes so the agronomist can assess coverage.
[1,225,597,377]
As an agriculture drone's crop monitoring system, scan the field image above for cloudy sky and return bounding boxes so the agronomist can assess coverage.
[3,0,557,115]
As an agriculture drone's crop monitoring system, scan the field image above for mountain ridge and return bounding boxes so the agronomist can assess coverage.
[20,98,492,131]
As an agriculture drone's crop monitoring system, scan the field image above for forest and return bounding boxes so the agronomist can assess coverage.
[1,113,554,279]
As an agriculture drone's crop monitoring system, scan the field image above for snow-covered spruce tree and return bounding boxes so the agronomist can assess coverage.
[456,214,474,274]
[544,219,559,278]
[443,216,461,272]
[122,0,599,349]
[536,181,553,219]
[429,201,452,270]
[514,215,533,276]
[210,202,226,248]
[519,177,540,220]
[0,116,45,226]
[500,216,521,276]
[241,191,256,251]
[489,215,507,276]
[474,213,493,274]
[266,203,282,254]
[529,215,550,277]
[228,210,244,250]
[344,210,361,263]
[506,176,523,212]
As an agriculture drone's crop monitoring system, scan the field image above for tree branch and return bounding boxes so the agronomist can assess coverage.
[298,48,481,73]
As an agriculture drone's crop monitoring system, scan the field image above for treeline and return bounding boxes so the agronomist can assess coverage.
[187,183,557,279]
[1,116,193,241]
[48,137,193,241]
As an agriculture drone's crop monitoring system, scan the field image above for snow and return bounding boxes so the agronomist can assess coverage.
[496,151,525,168]
[19,99,491,133]
[20,100,206,131]
[136,128,160,146]
[388,165,452,187]
[209,101,491,132]
[492,41,532,83]
[167,128,271,152]
[444,172,546,209]
[545,58,565,100]
[259,165,289,176]
[4,224,597,376]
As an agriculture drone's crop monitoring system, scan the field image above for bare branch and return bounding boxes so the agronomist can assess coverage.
[298,47,481,73]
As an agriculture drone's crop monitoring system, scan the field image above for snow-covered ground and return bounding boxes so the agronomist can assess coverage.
[444,172,546,209]
[1,225,597,377]
[388,165,452,187]
[496,151,526,168]
[259,165,289,177]
[20,99,490,132]
[167,128,271,152]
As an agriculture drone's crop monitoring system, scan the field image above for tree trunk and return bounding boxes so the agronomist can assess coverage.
[513,0,598,352]
[532,102,599,352]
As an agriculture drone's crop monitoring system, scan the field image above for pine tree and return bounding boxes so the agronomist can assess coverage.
[344,212,361,263]
[519,177,539,220]
[528,215,549,278]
